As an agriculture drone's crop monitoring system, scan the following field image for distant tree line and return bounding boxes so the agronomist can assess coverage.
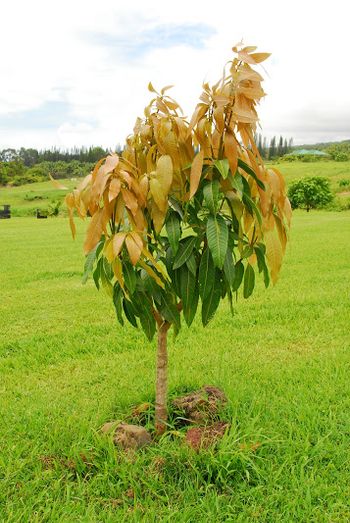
[0,146,121,186]
[254,134,294,159]
[0,146,120,166]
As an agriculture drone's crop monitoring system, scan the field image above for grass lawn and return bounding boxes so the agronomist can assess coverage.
[271,160,350,192]
[0,212,350,522]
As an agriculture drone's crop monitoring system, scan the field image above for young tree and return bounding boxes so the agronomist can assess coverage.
[288,177,333,211]
[66,44,291,435]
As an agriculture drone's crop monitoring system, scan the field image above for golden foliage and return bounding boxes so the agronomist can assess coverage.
[66,43,290,289]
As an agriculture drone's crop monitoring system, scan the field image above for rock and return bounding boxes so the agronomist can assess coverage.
[113,423,152,450]
[185,422,229,451]
[172,385,227,424]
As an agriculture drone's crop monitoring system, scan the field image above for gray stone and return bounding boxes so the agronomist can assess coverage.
[113,423,152,450]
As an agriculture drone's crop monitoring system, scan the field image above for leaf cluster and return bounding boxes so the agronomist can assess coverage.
[67,43,291,340]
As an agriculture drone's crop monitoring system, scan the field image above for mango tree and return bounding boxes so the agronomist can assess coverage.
[66,43,291,435]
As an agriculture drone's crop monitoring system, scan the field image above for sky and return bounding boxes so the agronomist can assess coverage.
[0,0,349,150]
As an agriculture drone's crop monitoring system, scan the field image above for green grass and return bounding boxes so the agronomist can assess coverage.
[1,212,350,521]
[0,179,77,216]
[271,160,350,192]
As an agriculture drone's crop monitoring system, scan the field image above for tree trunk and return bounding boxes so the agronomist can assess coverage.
[155,323,169,435]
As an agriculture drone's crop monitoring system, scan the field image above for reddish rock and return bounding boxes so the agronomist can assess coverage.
[185,422,229,451]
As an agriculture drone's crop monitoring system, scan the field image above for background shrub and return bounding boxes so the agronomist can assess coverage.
[288,176,333,211]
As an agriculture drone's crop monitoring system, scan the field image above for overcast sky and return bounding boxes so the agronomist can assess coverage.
[1,0,349,150]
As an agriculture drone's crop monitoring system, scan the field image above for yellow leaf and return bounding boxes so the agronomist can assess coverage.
[224,131,238,176]
[112,257,125,291]
[112,232,126,257]
[151,202,166,233]
[156,155,173,194]
[160,85,174,95]
[109,178,121,202]
[121,188,138,216]
[188,103,208,136]
[148,81,157,93]
[264,229,283,284]
[150,178,167,212]
[114,194,125,224]
[84,208,104,254]
[139,175,149,201]
[274,214,287,254]
[189,150,204,199]
[49,173,68,190]
[250,52,271,64]
[100,154,119,176]
[138,259,165,289]
[65,193,76,239]
[125,234,142,266]
[130,231,143,251]
[142,247,170,281]
[104,238,115,263]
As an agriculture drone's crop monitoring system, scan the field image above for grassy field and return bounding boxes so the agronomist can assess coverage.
[0,179,77,216]
[1,160,350,216]
[1,211,350,522]
[272,160,350,191]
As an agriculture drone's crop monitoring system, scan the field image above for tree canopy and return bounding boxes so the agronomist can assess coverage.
[66,43,291,339]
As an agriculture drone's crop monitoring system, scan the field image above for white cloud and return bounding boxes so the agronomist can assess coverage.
[1,0,349,148]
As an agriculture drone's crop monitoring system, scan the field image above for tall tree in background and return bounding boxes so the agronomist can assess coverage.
[269,136,277,158]
[65,44,291,435]
[277,136,284,157]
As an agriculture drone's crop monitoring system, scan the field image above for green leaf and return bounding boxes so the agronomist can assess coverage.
[160,295,181,330]
[206,215,228,269]
[92,257,102,290]
[82,246,97,284]
[214,159,230,179]
[201,271,221,326]
[179,265,196,326]
[101,260,113,297]
[139,304,156,341]
[199,248,215,299]
[232,260,244,292]
[238,158,265,190]
[254,245,270,288]
[223,249,235,287]
[123,261,137,294]
[186,253,197,275]
[243,263,255,299]
[203,179,220,213]
[227,288,234,316]
[103,256,114,281]
[143,273,163,304]
[123,299,138,327]
[113,285,124,326]
[166,211,181,255]
[242,192,262,226]
[172,268,182,298]
[173,236,197,270]
[230,173,244,194]
[169,196,184,219]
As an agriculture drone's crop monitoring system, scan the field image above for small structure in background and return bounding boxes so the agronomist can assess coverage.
[0,204,11,219]
[285,149,329,157]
